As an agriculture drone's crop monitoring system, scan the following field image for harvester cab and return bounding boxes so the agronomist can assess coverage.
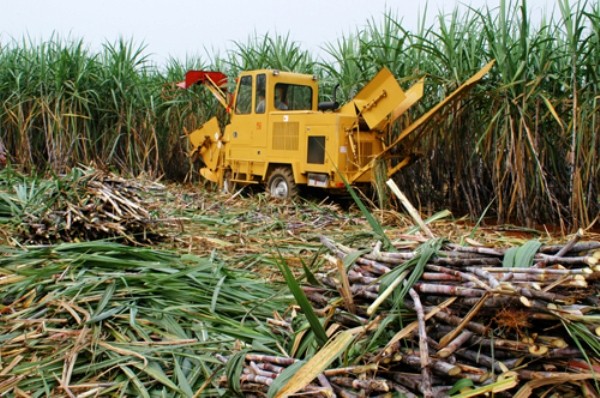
[181,61,494,199]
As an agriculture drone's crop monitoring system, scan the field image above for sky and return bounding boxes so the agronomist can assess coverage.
[0,0,557,66]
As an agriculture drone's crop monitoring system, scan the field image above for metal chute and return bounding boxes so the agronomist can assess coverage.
[187,116,224,183]
[179,71,230,112]
[340,67,408,131]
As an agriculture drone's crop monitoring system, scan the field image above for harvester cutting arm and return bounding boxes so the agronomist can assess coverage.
[349,60,495,183]
[381,60,495,163]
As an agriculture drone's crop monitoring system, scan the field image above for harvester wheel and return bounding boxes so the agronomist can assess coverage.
[267,167,298,199]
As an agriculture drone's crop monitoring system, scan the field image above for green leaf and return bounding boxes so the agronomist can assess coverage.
[266,360,306,398]
[407,210,452,235]
[132,361,181,393]
[93,281,116,317]
[448,378,475,395]
[344,180,392,250]
[301,258,320,286]
[173,355,194,397]
[381,238,444,307]
[225,349,250,395]
[87,306,126,324]
[277,257,328,347]
[502,240,542,268]
[210,275,227,313]
[343,249,368,269]
[120,365,151,398]
[329,156,392,250]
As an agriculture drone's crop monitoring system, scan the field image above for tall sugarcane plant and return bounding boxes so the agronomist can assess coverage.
[321,0,599,228]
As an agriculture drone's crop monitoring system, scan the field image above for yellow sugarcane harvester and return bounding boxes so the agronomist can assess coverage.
[180,61,494,198]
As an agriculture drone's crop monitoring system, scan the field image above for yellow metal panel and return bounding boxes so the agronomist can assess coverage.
[188,117,221,153]
[389,78,425,124]
[350,67,406,130]
[200,167,219,183]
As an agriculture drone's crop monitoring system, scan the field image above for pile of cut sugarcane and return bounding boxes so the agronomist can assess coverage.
[226,231,600,397]
[5,167,165,243]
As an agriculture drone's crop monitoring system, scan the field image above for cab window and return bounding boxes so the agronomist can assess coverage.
[255,74,266,114]
[235,75,252,114]
[275,84,312,111]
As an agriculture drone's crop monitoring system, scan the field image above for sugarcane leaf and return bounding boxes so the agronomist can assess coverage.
[331,160,392,250]
[301,258,320,286]
[291,323,316,358]
[129,305,138,327]
[343,249,368,269]
[266,360,306,398]
[87,306,126,324]
[277,256,328,347]
[364,313,402,353]
[93,280,116,317]
[210,275,227,313]
[396,238,443,303]
[448,378,475,395]
[450,375,518,397]
[561,320,600,362]
[381,238,444,307]
[173,355,194,397]
[539,93,564,128]
[563,320,600,392]
[469,199,495,239]
[502,240,542,268]
[515,240,542,267]
[379,258,414,299]
[132,361,181,393]
[271,330,354,398]
[407,209,452,234]
[225,349,250,395]
[250,339,280,356]
[503,247,517,268]
[0,192,20,217]
[120,364,151,398]
[345,182,392,250]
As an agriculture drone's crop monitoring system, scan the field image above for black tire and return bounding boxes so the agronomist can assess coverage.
[267,167,298,199]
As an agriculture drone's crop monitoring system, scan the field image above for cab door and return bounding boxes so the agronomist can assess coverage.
[251,73,268,151]
[227,73,268,160]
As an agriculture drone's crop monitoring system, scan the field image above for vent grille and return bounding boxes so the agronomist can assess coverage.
[272,122,299,151]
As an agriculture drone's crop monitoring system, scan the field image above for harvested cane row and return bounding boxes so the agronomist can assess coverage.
[12,167,165,244]
[225,233,600,397]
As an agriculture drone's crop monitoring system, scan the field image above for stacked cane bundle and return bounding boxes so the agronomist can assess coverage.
[226,232,600,397]
[12,167,164,243]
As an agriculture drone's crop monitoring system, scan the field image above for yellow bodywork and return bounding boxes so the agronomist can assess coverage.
[188,117,222,182]
[339,67,407,130]
[185,62,494,194]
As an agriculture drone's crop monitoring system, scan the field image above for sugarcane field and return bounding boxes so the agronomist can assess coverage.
[1,1,600,397]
